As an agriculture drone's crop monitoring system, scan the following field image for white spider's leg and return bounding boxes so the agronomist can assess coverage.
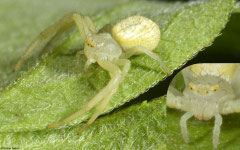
[78,83,118,133]
[14,14,74,71]
[220,99,240,114]
[213,114,222,149]
[83,59,93,72]
[83,16,97,34]
[120,49,136,59]
[78,60,130,133]
[167,85,184,109]
[14,13,94,72]
[181,67,194,85]
[180,112,193,144]
[72,14,97,37]
[39,23,75,57]
[232,66,240,98]
[48,60,123,129]
[115,59,131,82]
[121,46,171,75]
[76,51,85,71]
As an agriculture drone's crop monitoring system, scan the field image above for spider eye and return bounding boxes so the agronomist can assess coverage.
[211,85,219,92]
[86,37,96,48]
[189,82,195,91]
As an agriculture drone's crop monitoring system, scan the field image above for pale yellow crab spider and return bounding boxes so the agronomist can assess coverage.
[14,13,171,133]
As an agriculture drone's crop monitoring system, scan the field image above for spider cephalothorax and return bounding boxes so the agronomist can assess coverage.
[182,74,235,121]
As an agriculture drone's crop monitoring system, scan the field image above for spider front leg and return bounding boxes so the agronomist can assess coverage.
[232,66,240,98]
[167,85,184,109]
[78,59,130,133]
[180,112,193,144]
[48,59,130,133]
[121,46,171,75]
[13,13,96,71]
[213,114,222,149]
[167,86,194,143]
[39,23,74,57]
[220,99,240,114]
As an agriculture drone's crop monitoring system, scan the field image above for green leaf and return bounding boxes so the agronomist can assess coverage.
[0,97,166,150]
[168,109,240,150]
[0,0,235,132]
[0,0,129,88]
[168,107,240,149]
[167,13,240,149]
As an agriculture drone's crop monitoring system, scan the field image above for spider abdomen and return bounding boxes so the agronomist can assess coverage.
[112,15,160,51]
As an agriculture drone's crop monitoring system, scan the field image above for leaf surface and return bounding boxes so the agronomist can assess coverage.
[0,97,166,150]
[0,0,235,132]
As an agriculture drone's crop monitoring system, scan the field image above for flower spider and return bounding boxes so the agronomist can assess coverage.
[14,13,171,133]
[167,63,240,149]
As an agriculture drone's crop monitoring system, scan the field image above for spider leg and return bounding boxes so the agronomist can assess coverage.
[220,99,240,114]
[121,46,171,75]
[167,85,184,109]
[39,23,75,57]
[180,112,193,144]
[72,14,96,37]
[14,13,95,72]
[83,16,97,34]
[115,59,131,82]
[232,66,240,98]
[120,49,136,59]
[78,59,130,133]
[73,15,98,72]
[47,78,114,129]
[14,14,74,72]
[212,114,222,149]
[78,82,119,134]
[48,59,129,129]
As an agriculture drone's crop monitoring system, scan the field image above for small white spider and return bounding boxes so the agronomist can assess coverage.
[14,13,171,133]
[167,63,240,149]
